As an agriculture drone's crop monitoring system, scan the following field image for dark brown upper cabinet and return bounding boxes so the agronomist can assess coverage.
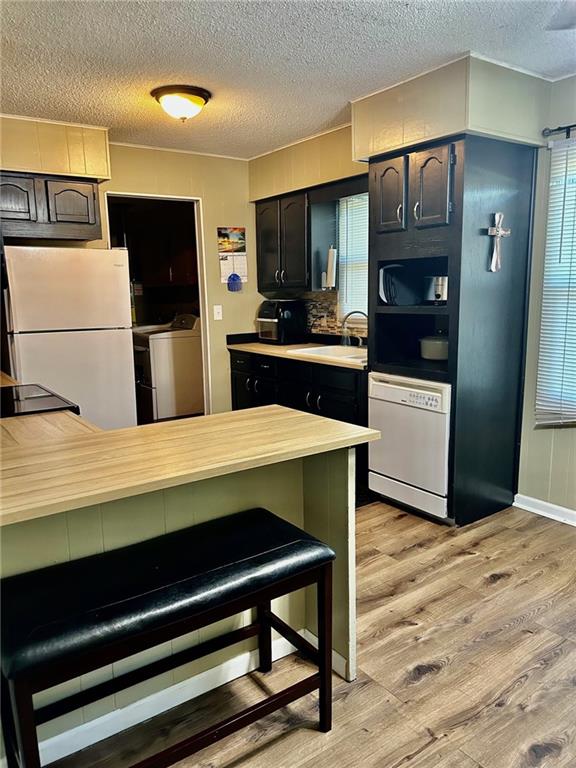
[371,156,407,233]
[410,145,452,229]
[279,195,307,288]
[370,140,456,261]
[0,176,38,222]
[0,173,101,240]
[46,180,97,225]
[256,193,308,295]
[256,200,281,292]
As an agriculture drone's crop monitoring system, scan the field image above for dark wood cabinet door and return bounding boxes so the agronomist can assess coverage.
[0,176,37,221]
[46,180,97,224]
[314,388,358,424]
[278,379,313,412]
[371,156,407,233]
[231,372,255,410]
[280,194,308,289]
[256,200,280,291]
[410,145,452,229]
[252,376,278,406]
[169,245,197,285]
[232,370,277,409]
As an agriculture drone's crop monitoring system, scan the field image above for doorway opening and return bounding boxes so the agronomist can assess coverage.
[107,194,209,425]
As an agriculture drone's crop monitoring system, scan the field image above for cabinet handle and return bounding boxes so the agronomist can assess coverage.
[260,363,270,369]
[274,269,280,284]
[305,391,312,408]
[245,377,252,392]
[280,269,286,283]
[254,379,259,394]
[169,266,173,282]
[316,394,322,412]
[413,201,421,221]
[396,203,403,224]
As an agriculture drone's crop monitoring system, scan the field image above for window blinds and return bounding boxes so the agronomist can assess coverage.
[535,137,576,426]
[337,193,369,322]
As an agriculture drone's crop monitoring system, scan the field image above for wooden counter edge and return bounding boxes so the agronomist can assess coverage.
[1,424,380,527]
[227,343,367,371]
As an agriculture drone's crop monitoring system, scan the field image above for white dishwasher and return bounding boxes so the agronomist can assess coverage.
[368,372,452,519]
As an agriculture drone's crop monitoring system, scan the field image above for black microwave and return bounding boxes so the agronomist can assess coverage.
[256,300,307,345]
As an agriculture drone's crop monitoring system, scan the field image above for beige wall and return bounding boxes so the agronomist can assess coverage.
[0,116,263,413]
[518,76,576,509]
[248,125,365,200]
[97,144,261,413]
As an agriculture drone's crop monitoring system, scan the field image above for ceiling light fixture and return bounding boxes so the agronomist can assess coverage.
[150,85,212,122]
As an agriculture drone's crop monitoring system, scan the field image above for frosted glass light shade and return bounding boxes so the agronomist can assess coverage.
[151,85,211,122]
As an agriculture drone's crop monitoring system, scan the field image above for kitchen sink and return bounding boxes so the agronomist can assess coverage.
[286,346,367,363]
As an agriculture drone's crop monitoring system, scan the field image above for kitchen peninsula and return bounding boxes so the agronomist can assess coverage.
[0,404,377,751]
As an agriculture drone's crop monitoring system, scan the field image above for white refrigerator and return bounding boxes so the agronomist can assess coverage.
[4,246,137,429]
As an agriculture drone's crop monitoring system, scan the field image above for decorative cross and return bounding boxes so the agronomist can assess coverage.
[488,212,511,272]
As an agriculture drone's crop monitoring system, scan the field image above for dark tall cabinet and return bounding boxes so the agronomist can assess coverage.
[255,200,281,291]
[368,135,536,525]
[372,156,407,234]
[255,193,308,295]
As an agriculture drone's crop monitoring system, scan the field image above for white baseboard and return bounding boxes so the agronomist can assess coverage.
[514,494,576,527]
[300,629,351,681]
[6,627,351,768]
[25,635,297,767]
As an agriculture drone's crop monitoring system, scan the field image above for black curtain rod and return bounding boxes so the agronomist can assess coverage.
[542,123,576,138]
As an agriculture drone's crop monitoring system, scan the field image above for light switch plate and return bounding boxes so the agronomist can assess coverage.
[213,304,223,320]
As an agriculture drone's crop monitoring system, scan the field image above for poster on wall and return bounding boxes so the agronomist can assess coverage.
[217,227,248,284]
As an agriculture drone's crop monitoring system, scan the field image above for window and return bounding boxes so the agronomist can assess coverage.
[337,193,369,323]
[535,138,576,426]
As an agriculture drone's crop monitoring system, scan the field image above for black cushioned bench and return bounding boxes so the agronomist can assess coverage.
[1,508,335,768]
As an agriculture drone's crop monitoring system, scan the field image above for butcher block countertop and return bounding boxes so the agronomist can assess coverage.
[0,411,101,448]
[228,342,367,370]
[0,405,379,527]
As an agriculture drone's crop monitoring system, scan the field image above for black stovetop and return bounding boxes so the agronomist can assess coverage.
[0,384,80,418]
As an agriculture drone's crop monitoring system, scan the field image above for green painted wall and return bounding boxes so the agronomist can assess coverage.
[518,76,576,510]
[0,449,355,747]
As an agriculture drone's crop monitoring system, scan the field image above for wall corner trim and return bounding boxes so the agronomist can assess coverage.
[514,494,576,527]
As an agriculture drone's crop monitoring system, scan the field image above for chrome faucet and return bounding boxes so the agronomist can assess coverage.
[341,310,368,346]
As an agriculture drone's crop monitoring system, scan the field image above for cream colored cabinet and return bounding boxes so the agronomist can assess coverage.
[401,62,468,149]
[0,117,110,179]
[466,58,550,146]
[249,126,365,201]
[352,55,550,161]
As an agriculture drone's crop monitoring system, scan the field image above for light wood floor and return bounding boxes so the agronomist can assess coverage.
[56,503,576,768]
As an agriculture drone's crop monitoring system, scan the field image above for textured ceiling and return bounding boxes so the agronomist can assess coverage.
[1,0,575,159]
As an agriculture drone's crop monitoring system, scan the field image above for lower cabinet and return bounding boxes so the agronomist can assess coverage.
[230,350,364,423]
[278,380,358,423]
[231,371,278,409]
[229,349,370,498]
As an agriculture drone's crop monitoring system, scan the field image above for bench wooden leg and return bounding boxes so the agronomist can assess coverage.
[8,679,41,768]
[257,601,272,672]
[317,562,333,733]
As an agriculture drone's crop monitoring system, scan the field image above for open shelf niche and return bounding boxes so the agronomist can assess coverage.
[377,255,449,309]
[372,311,450,382]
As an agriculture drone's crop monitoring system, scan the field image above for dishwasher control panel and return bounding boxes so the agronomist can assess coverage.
[368,372,451,414]
[405,391,442,410]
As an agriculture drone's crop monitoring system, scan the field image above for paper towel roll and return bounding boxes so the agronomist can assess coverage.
[326,245,337,289]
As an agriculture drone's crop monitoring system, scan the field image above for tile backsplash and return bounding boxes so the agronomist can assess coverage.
[303,291,367,338]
